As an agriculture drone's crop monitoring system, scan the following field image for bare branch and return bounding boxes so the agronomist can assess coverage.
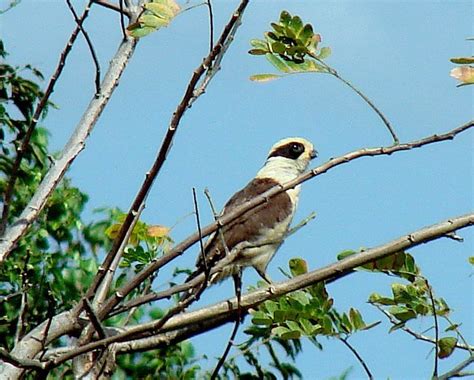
[310,54,398,144]
[0,35,138,262]
[95,121,474,318]
[84,0,250,310]
[374,305,474,352]
[438,354,474,380]
[65,0,101,94]
[83,299,106,339]
[211,271,242,379]
[0,0,94,238]
[93,203,145,308]
[91,0,131,17]
[205,0,214,53]
[32,213,473,365]
[425,279,439,378]
[0,348,46,370]
[340,337,373,380]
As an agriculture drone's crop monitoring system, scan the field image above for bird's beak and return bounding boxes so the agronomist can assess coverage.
[310,149,318,159]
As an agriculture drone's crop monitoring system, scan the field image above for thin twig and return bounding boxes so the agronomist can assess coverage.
[205,0,214,53]
[310,53,399,144]
[93,203,145,309]
[91,121,474,319]
[83,299,106,339]
[193,187,207,273]
[15,250,31,344]
[438,354,474,380]
[425,279,439,378]
[83,0,250,314]
[119,0,127,40]
[374,305,474,352]
[66,0,101,94]
[91,0,131,17]
[340,337,373,380]
[210,271,242,379]
[287,211,317,237]
[0,0,94,237]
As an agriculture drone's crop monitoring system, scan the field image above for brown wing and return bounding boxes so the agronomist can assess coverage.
[193,177,292,274]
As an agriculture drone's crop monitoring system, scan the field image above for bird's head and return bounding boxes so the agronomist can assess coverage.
[257,137,317,181]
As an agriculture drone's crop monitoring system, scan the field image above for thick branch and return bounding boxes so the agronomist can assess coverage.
[0,1,93,238]
[84,0,249,310]
[96,120,474,318]
[0,36,138,262]
[44,213,474,363]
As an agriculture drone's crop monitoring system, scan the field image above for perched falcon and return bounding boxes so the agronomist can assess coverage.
[189,137,317,287]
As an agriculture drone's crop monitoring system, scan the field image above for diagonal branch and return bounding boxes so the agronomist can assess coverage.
[0,35,138,262]
[39,213,474,365]
[83,0,250,308]
[0,0,93,238]
[65,0,101,94]
[95,120,474,318]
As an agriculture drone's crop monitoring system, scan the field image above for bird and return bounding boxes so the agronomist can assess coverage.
[185,137,317,293]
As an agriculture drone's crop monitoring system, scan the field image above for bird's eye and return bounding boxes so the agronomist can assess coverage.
[291,143,304,154]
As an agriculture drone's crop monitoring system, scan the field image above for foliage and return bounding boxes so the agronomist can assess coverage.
[127,0,180,38]
[247,259,377,354]
[450,38,474,86]
[248,11,332,82]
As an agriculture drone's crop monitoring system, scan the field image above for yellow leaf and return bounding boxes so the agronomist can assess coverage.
[450,66,474,85]
[147,225,170,238]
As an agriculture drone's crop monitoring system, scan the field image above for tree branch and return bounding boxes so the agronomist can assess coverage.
[83,0,250,311]
[95,120,474,318]
[35,213,474,365]
[91,0,131,17]
[0,35,138,262]
[0,0,93,238]
[66,0,101,94]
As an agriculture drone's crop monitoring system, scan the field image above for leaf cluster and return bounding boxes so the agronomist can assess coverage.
[127,0,180,38]
[248,11,331,82]
[248,258,376,347]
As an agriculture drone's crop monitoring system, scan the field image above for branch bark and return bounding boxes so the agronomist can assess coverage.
[0,36,138,262]
[95,120,474,318]
[36,213,474,366]
[84,0,250,305]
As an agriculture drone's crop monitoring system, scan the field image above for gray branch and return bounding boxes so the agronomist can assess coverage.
[0,36,138,262]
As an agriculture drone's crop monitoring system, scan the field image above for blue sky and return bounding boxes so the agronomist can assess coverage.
[1,0,473,378]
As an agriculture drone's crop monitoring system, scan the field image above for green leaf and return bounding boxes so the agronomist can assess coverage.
[337,250,356,260]
[445,323,460,332]
[388,322,406,333]
[290,290,309,306]
[249,73,281,82]
[249,39,268,50]
[450,57,474,64]
[389,306,417,322]
[248,49,268,56]
[145,1,180,19]
[298,24,314,45]
[279,10,291,28]
[126,23,157,38]
[265,54,291,73]
[438,337,457,359]
[468,256,474,265]
[140,14,169,28]
[289,15,303,35]
[318,46,332,60]
[289,258,308,277]
[271,41,286,54]
[349,308,364,330]
[286,320,302,333]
